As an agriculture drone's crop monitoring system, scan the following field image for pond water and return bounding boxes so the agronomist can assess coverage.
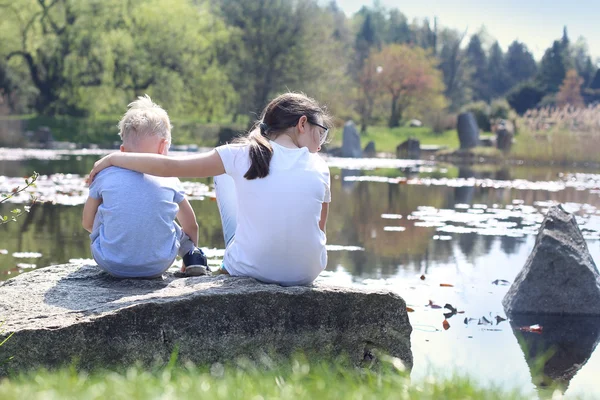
[2,147,600,397]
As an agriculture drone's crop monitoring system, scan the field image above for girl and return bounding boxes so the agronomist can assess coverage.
[87,93,332,286]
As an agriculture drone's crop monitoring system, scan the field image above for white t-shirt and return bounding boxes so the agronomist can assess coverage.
[216,141,331,286]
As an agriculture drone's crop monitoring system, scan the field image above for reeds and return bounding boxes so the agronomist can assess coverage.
[513,105,600,164]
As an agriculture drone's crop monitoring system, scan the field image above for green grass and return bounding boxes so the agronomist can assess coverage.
[328,126,460,154]
[0,357,535,400]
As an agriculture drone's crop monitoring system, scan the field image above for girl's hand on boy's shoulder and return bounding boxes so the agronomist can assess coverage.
[86,153,114,185]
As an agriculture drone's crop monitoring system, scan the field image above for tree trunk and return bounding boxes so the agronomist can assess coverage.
[388,95,401,128]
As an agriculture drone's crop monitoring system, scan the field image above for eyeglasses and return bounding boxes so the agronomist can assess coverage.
[309,121,329,146]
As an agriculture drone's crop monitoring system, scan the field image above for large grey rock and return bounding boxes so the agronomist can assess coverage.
[0,264,413,373]
[503,205,600,315]
[457,112,479,149]
[341,120,362,158]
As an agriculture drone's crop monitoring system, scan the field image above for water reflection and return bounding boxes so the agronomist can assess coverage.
[510,315,600,395]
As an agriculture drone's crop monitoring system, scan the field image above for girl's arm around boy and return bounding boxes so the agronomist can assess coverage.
[87,150,226,183]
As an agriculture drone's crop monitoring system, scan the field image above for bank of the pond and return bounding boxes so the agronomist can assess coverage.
[0,115,246,148]
[326,126,461,153]
[434,147,600,169]
[0,359,538,400]
[3,114,600,168]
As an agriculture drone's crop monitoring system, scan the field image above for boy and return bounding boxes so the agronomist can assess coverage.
[82,95,207,278]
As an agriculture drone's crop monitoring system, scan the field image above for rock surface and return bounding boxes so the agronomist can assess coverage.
[341,121,362,158]
[0,264,413,373]
[457,112,479,149]
[503,205,600,315]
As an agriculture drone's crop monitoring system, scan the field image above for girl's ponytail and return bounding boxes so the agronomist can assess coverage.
[243,125,273,180]
[236,92,330,180]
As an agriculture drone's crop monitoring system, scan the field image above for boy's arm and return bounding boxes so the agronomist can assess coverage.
[82,197,102,233]
[177,198,199,246]
[319,202,329,233]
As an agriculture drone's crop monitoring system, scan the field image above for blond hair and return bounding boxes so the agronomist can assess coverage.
[118,95,172,147]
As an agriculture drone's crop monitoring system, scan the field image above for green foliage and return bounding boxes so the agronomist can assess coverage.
[0,172,38,225]
[217,0,351,120]
[0,357,531,400]
[507,81,545,115]
[461,101,491,131]
[438,28,472,111]
[536,40,569,94]
[490,99,513,121]
[487,42,510,99]
[0,0,235,118]
[505,41,537,88]
[465,34,488,102]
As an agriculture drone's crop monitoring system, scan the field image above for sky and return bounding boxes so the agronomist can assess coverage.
[334,0,600,62]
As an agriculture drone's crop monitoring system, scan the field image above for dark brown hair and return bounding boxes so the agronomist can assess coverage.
[239,92,331,180]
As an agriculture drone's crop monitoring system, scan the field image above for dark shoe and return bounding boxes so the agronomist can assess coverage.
[182,248,209,276]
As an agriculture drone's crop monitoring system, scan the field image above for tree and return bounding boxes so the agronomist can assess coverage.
[107,0,235,119]
[1,0,106,115]
[218,0,326,119]
[571,37,595,87]
[356,57,382,133]
[486,42,510,99]
[1,0,235,118]
[385,9,411,45]
[438,28,472,110]
[505,41,537,88]
[465,34,488,102]
[536,40,569,93]
[556,69,584,108]
[367,44,445,127]
[353,10,383,75]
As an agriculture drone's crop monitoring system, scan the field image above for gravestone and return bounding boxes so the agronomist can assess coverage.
[396,138,420,160]
[457,112,479,149]
[503,205,600,316]
[495,119,514,152]
[0,264,413,373]
[363,141,376,157]
[341,121,362,158]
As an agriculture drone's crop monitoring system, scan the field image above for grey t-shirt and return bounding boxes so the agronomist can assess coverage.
[88,166,185,277]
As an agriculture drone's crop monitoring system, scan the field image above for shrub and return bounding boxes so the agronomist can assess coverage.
[490,99,512,121]
[461,101,491,131]
[506,81,544,115]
